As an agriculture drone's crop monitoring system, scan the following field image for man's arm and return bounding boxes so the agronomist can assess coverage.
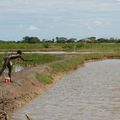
[20,56,32,61]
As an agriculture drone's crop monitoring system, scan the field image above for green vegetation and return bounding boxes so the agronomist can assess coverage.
[50,56,84,74]
[0,36,120,52]
[0,42,120,52]
[0,51,120,85]
[36,73,53,84]
[21,54,58,66]
[62,43,120,52]
[0,43,43,50]
[0,54,64,67]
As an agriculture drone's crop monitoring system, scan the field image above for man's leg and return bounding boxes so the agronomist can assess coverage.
[7,63,12,78]
[0,60,8,76]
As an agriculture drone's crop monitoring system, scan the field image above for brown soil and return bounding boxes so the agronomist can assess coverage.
[0,64,64,119]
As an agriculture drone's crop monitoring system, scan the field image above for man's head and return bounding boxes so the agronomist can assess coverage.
[17,50,22,55]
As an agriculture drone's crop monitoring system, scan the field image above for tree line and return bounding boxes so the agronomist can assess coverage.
[0,36,120,43]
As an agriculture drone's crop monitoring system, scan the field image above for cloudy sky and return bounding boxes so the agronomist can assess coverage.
[0,0,120,40]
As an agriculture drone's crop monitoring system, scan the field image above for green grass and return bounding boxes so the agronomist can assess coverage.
[63,43,120,52]
[50,56,84,74]
[0,43,120,52]
[36,73,53,84]
[0,43,63,51]
[0,53,64,67]
[20,54,58,66]
[0,43,43,50]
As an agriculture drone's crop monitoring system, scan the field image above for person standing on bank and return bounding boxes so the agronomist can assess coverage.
[0,50,32,82]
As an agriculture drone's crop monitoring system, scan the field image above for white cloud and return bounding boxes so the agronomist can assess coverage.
[84,20,112,31]
[94,20,111,27]
[28,25,39,31]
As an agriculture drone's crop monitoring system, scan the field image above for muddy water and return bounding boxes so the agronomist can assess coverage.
[12,59,120,120]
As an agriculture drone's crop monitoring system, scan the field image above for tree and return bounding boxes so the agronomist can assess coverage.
[88,37,97,43]
[97,38,107,43]
[56,37,67,43]
[52,38,55,43]
[21,36,40,43]
[67,38,76,43]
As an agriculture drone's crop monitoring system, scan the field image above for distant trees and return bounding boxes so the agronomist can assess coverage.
[97,38,107,42]
[17,36,120,43]
[21,36,41,43]
[67,38,77,43]
[0,40,5,43]
[78,37,120,43]
[1,36,120,43]
[0,40,16,43]
[88,37,97,42]
[56,37,67,43]
[56,37,76,43]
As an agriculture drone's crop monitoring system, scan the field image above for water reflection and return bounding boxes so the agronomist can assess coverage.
[3,65,24,73]
[14,65,24,72]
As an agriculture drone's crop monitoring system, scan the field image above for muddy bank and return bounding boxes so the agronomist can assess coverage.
[0,65,62,117]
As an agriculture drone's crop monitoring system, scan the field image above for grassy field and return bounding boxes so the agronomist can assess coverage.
[0,43,120,52]
[0,43,62,51]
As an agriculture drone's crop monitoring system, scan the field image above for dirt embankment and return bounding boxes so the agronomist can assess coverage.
[0,64,63,118]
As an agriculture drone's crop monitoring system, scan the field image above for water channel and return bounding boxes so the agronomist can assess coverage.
[12,59,120,120]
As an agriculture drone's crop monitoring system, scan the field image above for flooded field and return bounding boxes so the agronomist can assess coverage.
[12,59,120,120]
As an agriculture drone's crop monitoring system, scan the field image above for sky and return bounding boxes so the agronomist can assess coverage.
[0,0,120,41]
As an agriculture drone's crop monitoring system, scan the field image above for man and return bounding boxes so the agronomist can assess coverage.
[0,50,32,82]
